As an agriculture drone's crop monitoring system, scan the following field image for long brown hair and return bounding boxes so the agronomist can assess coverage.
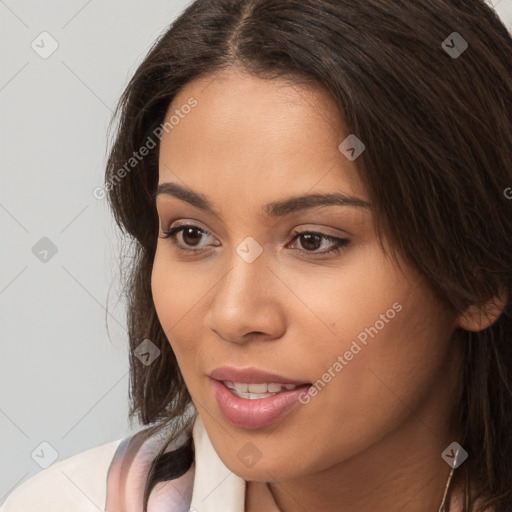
[104,1,512,510]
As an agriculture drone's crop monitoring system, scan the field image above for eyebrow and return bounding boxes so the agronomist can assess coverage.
[155,182,371,218]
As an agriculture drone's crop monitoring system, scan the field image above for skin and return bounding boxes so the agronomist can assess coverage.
[151,67,492,512]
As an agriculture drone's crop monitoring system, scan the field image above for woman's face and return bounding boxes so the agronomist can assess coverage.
[151,68,462,482]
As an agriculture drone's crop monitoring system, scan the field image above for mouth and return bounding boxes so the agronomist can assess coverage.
[208,367,312,429]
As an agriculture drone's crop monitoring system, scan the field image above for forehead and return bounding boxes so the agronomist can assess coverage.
[158,68,368,206]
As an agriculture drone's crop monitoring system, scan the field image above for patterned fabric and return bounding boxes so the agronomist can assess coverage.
[105,419,194,511]
[105,413,247,512]
[0,413,247,511]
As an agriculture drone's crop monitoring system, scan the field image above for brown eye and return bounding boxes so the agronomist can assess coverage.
[179,226,203,246]
[298,233,323,251]
[160,223,216,253]
[288,231,350,256]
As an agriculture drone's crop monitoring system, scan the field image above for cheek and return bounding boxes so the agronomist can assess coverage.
[295,254,457,435]
[284,246,405,360]
[313,282,457,440]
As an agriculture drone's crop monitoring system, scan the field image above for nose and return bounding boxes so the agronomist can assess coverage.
[204,247,287,345]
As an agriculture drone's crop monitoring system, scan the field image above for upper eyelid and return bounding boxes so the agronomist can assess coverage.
[164,220,212,234]
[161,221,348,239]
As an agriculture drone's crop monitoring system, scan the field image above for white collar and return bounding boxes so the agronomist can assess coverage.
[190,414,246,512]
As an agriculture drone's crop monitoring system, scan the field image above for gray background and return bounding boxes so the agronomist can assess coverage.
[1,0,511,505]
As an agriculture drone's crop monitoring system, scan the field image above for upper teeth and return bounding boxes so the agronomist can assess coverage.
[223,381,299,394]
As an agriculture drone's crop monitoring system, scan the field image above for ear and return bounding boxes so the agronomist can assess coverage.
[457,291,508,332]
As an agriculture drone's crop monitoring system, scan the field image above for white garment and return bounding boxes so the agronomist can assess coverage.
[0,414,246,512]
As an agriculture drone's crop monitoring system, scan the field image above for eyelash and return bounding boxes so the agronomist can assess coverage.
[160,223,350,257]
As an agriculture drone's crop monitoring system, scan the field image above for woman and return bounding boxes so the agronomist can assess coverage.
[2,0,511,511]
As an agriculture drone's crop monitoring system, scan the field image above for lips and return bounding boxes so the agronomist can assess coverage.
[208,366,312,428]
[209,366,309,385]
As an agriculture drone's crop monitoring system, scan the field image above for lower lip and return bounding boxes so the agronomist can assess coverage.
[210,378,310,429]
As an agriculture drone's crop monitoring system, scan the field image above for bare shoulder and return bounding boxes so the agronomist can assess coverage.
[0,438,124,512]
